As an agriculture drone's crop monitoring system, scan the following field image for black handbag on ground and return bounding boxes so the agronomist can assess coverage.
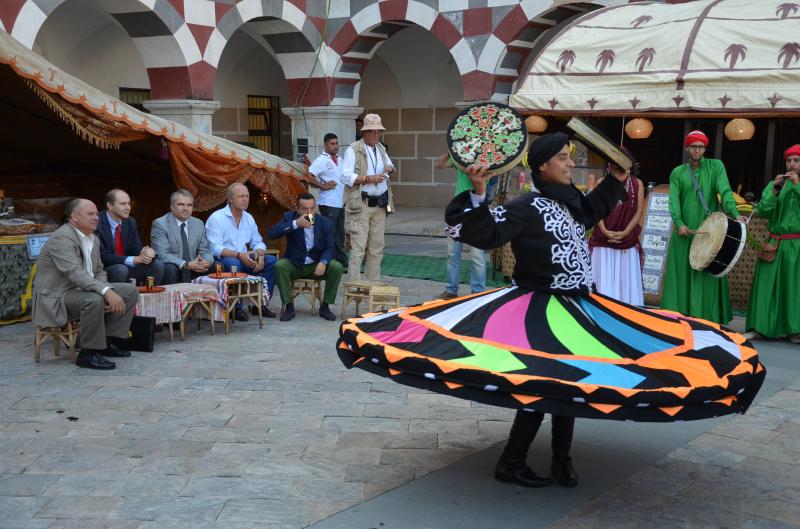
[114,316,156,352]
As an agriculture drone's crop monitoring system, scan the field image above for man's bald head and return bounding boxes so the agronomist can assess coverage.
[66,198,99,235]
[227,183,250,213]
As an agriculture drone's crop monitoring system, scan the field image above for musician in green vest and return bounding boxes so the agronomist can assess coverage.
[661,130,743,323]
[745,144,800,342]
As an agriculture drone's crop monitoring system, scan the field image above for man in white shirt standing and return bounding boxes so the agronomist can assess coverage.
[342,114,396,281]
[308,133,347,267]
[205,183,277,320]
[33,199,139,370]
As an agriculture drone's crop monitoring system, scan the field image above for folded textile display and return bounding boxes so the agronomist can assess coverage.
[338,287,765,422]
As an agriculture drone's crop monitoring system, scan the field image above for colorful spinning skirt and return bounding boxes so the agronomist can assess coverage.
[337,286,765,422]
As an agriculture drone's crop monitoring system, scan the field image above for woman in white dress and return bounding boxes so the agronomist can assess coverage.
[588,156,645,305]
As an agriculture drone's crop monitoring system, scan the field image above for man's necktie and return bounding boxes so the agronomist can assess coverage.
[331,154,338,165]
[114,225,124,256]
[180,222,191,281]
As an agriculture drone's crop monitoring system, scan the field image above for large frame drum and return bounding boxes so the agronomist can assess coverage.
[447,103,528,174]
[689,212,747,277]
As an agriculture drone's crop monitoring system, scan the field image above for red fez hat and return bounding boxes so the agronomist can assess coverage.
[684,130,709,147]
[784,144,800,159]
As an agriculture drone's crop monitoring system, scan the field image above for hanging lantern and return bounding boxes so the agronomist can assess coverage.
[624,118,653,139]
[724,118,755,141]
[525,115,548,133]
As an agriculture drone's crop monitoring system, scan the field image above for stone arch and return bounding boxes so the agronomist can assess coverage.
[481,1,609,102]
[328,0,465,105]
[211,0,328,105]
[7,0,210,99]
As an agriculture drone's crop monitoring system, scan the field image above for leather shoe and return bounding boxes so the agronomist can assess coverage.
[280,306,296,322]
[551,456,578,487]
[100,342,131,358]
[436,290,459,300]
[494,459,552,488]
[319,305,336,321]
[234,307,250,322]
[76,351,116,370]
[251,305,277,318]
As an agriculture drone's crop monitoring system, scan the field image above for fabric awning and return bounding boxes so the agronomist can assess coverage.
[0,30,309,211]
[510,0,800,116]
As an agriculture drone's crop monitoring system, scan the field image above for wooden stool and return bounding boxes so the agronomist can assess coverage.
[291,278,324,314]
[367,285,401,313]
[225,278,263,334]
[341,280,386,318]
[34,320,80,363]
[180,296,216,340]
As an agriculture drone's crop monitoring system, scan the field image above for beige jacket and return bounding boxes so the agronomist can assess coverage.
[344,139,392,212]
[33,223,110,328]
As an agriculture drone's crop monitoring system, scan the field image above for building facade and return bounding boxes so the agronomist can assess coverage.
[1,0,673,206]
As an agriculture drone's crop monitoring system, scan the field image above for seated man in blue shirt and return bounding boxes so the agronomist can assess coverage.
[205,183,277,320]
[269,193,343,322]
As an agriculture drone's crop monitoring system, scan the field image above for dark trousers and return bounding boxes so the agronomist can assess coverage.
[106,261,164,286]
[500,411,574,467]
[319,205,347,265]
[161,263,205,285]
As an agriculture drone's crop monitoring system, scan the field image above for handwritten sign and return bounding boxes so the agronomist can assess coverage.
[646,215,671,233]
[650,195,670,212]
[642,234,667,252]
[644,254,664,270]
[642,273,661,293]
[26,233,50,260]
[640,185,673,306]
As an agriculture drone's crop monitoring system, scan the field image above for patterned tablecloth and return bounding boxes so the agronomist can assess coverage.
[192,275,268,321]
[134,283,219,324]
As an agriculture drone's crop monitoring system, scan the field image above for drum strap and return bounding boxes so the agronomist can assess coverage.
[686,163,710,217]
[769,232,800,241]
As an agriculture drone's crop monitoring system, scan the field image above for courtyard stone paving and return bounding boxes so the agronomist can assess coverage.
[0,277,515,529]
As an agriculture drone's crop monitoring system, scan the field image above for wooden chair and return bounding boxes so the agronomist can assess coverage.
[34,320,80,363]
[224,278,263,334]
[341,279,386,318]
[291,278,324,314]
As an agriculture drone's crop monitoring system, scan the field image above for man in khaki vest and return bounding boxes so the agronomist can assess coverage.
[342,113,396,281]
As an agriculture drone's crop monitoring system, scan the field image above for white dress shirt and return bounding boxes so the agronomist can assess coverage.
[308,152,345,208]
[342,142,394,196]
[72,226,110,295]
[292,219,317,264]
[205,204,267,258]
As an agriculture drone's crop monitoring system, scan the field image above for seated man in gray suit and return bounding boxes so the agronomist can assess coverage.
[151,189,213,284]
[33,199,139,370]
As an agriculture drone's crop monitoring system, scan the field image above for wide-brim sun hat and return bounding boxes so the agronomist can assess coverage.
[361,113,385,131]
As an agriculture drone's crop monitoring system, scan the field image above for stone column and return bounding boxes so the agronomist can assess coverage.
[143,99,221,135]
[282,106,363,162]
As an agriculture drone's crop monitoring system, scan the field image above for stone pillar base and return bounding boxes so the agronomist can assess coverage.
[143,99,221,135]
[282,106,364,162]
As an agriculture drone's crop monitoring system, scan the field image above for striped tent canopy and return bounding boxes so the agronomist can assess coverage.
[0,29,310,211]
[509,0,800,116]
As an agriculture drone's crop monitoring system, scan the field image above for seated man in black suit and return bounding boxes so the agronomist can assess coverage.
[97,189,164,285]
[269,192,343,322]
[151,189,213,284]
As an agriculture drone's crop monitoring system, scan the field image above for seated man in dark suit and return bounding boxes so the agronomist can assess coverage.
[33,199,139,370]
[151,189,213,284]
[268,192,343,322]
[97,188,164,285]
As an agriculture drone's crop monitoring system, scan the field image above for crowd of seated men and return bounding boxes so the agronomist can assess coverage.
[32,184,344,370]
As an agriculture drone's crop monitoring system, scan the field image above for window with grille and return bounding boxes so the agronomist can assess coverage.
[118,87,152,112]
[247,95,280,154]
